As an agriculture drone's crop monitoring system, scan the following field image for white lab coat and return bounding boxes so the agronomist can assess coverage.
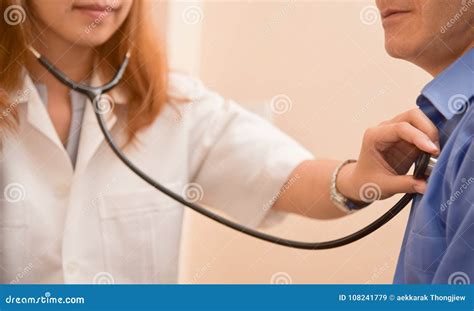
[0,72,313,284]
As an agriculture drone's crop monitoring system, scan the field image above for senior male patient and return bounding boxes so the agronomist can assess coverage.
[375,0,474,283]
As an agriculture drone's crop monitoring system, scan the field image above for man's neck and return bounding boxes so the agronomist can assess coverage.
[424,43,474,77]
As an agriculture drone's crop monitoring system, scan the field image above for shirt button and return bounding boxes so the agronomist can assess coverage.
[65,262,80,276]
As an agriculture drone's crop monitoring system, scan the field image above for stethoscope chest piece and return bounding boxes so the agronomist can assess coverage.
[414,152,438,179]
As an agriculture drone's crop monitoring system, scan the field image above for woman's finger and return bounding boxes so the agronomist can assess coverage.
[373,122,440,155]
[377,175,427,196]
[390,108,439,144]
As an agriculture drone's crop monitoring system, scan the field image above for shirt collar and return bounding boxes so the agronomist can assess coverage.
[418,48,474,120]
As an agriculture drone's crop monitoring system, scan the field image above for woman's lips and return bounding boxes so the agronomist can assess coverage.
[73,4,117,19]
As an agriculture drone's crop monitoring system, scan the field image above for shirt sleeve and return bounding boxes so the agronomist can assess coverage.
[169,73,314,228]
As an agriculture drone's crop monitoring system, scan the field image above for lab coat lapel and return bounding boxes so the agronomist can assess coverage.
[20,70,125,174]
[22,74,67,152]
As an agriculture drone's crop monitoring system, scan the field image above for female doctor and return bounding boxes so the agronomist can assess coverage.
[0,0,439,284]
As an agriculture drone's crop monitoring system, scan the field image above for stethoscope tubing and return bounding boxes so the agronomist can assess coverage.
[30,47,424,250]
[96,109,416,250]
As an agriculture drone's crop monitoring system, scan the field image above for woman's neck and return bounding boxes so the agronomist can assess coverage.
[26,31,95,96]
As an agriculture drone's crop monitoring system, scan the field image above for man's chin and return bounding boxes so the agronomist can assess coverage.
[384,40,414,60]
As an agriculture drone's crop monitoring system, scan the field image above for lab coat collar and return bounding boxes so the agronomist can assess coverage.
[16,74,62,147]
[418,47,474,120]
[16,70,126,173]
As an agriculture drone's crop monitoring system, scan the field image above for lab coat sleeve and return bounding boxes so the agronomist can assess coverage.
[170,73,314,228]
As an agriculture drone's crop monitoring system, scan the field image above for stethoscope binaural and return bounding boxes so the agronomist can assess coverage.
[29,47,438,250]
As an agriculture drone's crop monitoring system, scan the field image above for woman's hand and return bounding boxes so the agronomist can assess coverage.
[274,108,439,219]
[337,108,440,203]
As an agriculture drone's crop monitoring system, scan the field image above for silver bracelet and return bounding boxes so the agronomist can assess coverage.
[330,160,368,214]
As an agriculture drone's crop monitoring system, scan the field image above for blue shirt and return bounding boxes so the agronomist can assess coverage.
[394,48,474,284]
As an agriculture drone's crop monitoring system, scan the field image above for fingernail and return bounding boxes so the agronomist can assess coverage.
[434,141,441,154]
[414,183,426,194]
[426,139,439,152]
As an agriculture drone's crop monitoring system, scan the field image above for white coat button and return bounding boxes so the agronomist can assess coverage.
[65,262,79,276]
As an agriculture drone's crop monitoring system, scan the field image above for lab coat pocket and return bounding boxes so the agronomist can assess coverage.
[0,199,28,283]
[404,231,447,283]
[98,184,184,284]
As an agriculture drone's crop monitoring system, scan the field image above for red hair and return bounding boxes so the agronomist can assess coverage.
[0,0,170,143]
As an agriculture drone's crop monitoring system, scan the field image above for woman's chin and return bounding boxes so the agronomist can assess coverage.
[74,33,114,48]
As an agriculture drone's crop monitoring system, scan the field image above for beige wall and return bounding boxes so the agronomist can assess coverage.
[161,0,433,284]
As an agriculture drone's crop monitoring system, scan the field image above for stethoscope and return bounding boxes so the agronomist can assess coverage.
[29,47,438,250]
